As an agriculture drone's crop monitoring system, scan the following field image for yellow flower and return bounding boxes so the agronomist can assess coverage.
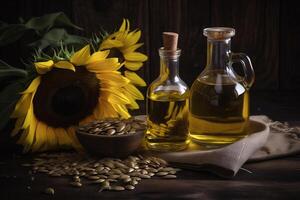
[100,19,147,88]
[11,45,144,153]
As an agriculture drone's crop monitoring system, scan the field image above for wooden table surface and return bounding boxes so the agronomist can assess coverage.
[0,92,300,200]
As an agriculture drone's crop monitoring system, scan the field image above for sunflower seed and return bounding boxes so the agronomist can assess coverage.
[163,175,177,179]
[139,174,151,179]
[125,185,135,190]
[159,167,175,172]
[24,151,178,193]
[111,186,125,191]
[130,180,139,185]
[90,179,105,184]
[120,174,130,179]
[70,182,82,187]
[156,172,169,176]
[87,176,100,180]
[44,187,55,195]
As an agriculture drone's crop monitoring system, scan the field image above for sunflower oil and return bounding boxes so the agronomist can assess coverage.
[146,32,189,151]
[146,93,189,151]
[189,75,249,145]
[189,27,254,146]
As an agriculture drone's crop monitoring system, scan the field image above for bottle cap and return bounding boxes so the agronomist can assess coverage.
[203,27,235,40]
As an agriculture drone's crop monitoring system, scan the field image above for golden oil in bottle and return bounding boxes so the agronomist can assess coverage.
[146,93,189,151]
[189,75,249,145]
[146,32,189,151]
[189,27,254,146]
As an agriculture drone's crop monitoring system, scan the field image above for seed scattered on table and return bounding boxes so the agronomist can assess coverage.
[21,152,180,192]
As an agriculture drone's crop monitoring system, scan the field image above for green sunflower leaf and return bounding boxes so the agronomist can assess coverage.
[29,28,86,50]
[25,12,82,32]
[0,24,29,46]
[0,60,27,78]
[0,60,28,81]
[0,80,25,131]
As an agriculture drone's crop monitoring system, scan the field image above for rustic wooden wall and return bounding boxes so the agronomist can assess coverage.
[1,0,300,91]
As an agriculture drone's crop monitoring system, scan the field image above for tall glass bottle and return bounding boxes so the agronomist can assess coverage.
[189,27,255,146]
[146,32,189,151]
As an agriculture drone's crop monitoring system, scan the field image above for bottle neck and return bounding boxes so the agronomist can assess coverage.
[206,38,231,70]
[160,56,179,81]
[159,48,181,82]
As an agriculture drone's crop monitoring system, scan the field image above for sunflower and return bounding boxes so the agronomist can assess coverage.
[11,44,145,153]
[100,19,147,87]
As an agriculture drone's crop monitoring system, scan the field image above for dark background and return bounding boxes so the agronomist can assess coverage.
[1,0,300,120]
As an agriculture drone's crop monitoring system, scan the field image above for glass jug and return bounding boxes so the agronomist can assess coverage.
[189,27,255,146]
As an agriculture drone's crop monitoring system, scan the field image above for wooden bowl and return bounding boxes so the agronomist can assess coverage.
[76,129,145,158]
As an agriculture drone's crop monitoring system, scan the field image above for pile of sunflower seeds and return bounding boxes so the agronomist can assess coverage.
[78,118,146,136]
[22,153,179,192]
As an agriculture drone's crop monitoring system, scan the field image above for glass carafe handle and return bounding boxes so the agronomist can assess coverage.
[230,52,255,89]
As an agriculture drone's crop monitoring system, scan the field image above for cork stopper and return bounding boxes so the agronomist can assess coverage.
[163,32,178,51]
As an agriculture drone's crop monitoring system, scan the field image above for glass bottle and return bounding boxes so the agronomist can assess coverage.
[189,27,255,146]
[146,33,189,151]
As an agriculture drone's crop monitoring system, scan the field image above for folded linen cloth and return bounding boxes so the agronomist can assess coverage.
[136,115,300,177]
[249,115,300,161]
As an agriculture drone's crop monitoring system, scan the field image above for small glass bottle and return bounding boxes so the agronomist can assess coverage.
[189,27,255,146]
[146,32,189,151]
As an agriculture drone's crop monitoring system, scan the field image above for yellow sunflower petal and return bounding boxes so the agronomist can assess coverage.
[20,114,37,153]
[100,39,124,50]
[124,61,143,71]
[21,77,41,94]
[54,61,76,72]
[22,103,34,130]
[126,19,130,31]
[11,94,31,118]
[55,128,73,148]
[87,50,110,64]
[124,92,139,109]
[106,90,131,105]
[11,117,24,136]
[17,129,32,152]
[67,127,84,151]
[124,52,148,62]
[122,43,143,54]
[79,115,95,125]
[94,99,118,119]
[70,45,90,66]
[111,104,131,118]
[31,121,46,152]
[46,126,58,150]
[119,19,127,32]
[125,83,144,100]
[16,129,27,145]
[124,71,146,87]
[86,58,121,72]
[96,72,130,86]
[125,30,141,46]
[34,60,54,74]
[35,121,49,151]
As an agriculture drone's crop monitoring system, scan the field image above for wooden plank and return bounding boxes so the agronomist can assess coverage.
[148,0,210,86]
[280,1,300,90]
[0,154,300,199]
[211,0,280,90]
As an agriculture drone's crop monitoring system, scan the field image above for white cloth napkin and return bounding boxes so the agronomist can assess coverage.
[136,115,300,177]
